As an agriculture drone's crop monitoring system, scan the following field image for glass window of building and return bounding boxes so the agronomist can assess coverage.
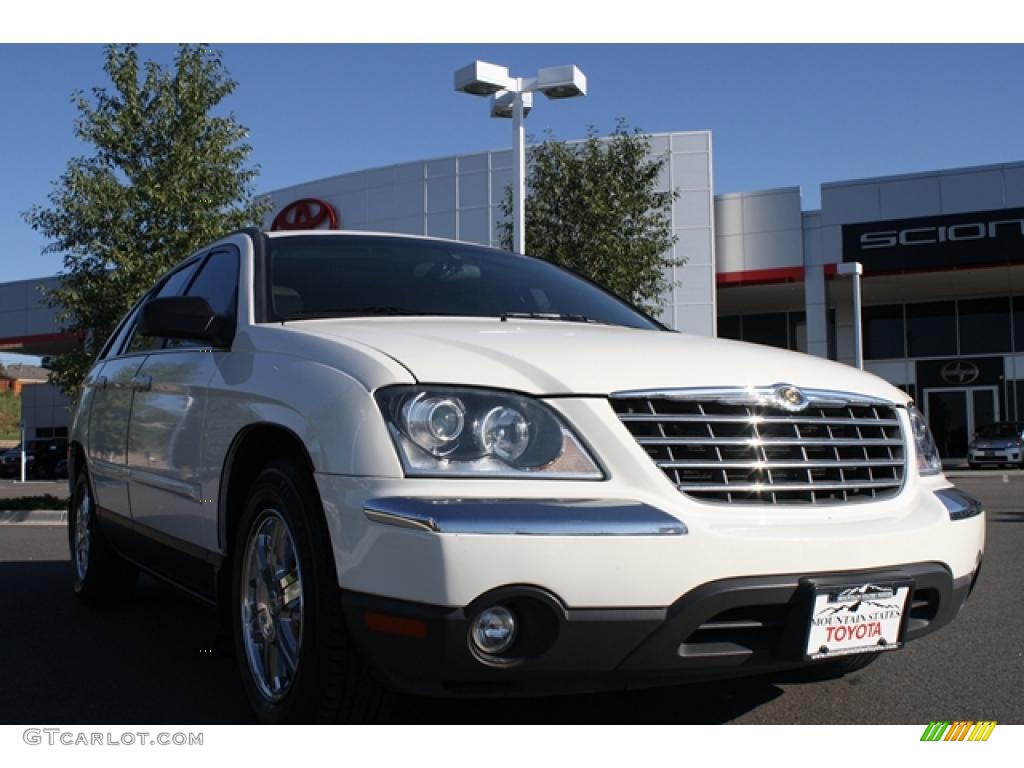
[905,301,956,358]
[958,297,1011,355]
[743,312,789,350]
[788,311,808,353]
[863,305,905,360]
[1014,296,1024,353]
[718,315,742,341]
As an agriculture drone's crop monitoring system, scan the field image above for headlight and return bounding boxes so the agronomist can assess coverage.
[907,404,942,476]
[376,386,603,479]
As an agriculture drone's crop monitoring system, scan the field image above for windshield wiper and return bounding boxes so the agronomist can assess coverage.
[499,311,602,324]
[282,306,455,322]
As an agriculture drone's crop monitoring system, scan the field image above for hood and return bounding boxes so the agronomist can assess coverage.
[284,317,907,401]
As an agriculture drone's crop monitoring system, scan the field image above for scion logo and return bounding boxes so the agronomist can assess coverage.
[920,721,997,742]
[941,360,980,385]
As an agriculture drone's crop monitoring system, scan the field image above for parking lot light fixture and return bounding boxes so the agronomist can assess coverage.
[454,60,587,255]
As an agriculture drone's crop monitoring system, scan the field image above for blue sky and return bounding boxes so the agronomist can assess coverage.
[2,43,1023,289]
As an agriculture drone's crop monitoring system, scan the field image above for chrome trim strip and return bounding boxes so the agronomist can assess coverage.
[657,459,901,470]
[89,458,130,482]
[934,488,984,521]
[680,479,900,493]
[610,386,899,408]
[363,498,687,536]
[618,413,900,426]
[130,469,200,501]
[636,436,902,447]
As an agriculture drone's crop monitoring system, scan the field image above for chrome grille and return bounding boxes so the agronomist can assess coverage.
[611,387,907,505]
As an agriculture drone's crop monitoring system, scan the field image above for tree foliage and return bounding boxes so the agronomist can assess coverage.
[499,120,681,316]
[24,44,269,397]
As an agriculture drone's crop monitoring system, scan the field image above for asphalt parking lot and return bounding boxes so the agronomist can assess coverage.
[0,473,1020,724]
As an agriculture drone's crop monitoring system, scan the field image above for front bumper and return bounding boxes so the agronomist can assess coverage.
[313,476,986,695]
[341,562,978,697]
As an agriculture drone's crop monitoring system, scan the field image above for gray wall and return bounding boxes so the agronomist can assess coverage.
[21,382,71,439]
[0,275,62,340]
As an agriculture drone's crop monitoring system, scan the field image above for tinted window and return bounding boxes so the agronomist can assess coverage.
[187,250,239,319]
[958,297,1011,355]
[265,236,659,330]
[124,261,202,355]
[159,261,201,298]
[863,305,905,360]
[906,301,956,358]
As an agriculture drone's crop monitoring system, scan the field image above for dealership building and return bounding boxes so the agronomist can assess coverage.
[2,129,1023,463]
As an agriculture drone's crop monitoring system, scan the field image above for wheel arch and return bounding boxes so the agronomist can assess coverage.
[218,422,318,558]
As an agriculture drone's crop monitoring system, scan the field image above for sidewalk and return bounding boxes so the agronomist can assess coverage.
[0,509,67,525]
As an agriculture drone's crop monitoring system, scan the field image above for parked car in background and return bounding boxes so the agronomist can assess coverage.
[0,444,24,478]
[68,228,985,723]
[968,422,1024,469]
[0,439,67,479]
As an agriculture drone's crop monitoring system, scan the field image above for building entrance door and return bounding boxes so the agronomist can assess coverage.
[923,387,999,463]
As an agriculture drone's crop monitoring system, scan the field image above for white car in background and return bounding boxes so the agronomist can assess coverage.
[68,229,985,723]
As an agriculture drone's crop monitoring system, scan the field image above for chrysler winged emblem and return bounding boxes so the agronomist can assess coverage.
[771,383,809,412]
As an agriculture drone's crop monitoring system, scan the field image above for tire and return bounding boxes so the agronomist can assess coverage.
[68,470,138,603]
[968,463,979,470]
[231,458,389,723]
[796,652,880,681]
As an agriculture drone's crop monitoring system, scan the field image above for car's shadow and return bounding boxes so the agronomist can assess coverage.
[0,561,785,724]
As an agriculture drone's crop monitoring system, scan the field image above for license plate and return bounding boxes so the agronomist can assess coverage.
[983,451,996,457]
[805,583,910,659]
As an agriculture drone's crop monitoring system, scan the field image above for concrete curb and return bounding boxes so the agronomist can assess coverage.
[0,509,68,525]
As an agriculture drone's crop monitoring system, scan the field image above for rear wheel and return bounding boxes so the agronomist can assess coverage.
[68,470,138,602]
[231,458,388,723]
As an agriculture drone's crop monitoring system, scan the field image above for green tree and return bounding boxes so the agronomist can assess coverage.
[24,44,270,398]
[499,120,680,316]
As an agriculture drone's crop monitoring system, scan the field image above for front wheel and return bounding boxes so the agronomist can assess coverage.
[231,458,388,723]
[68,470,138,602]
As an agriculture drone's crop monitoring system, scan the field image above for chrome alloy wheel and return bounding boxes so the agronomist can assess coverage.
[72,483,92,581]
[240,511,305,703]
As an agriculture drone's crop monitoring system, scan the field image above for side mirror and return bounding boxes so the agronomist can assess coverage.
[138,296,233,348]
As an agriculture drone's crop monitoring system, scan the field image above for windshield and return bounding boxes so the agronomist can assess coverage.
[976,423,1020,439]
[263,235,661,330]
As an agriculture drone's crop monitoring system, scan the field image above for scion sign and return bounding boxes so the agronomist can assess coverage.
[843,206,1024,273]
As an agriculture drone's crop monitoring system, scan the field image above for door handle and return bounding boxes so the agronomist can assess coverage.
[94,375,108,391]
[130,375,152,392]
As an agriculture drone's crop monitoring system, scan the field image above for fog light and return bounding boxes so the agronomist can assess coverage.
[471,605,517,655]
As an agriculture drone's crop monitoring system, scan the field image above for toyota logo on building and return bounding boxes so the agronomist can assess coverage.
[940,360,980,385]
[271,198,339,231]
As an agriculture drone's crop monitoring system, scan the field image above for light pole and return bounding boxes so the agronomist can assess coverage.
[836,261,864,370]
[18,420,25,484]
[454,61,587,254]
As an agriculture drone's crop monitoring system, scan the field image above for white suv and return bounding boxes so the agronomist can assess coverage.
[69,229,985,723]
